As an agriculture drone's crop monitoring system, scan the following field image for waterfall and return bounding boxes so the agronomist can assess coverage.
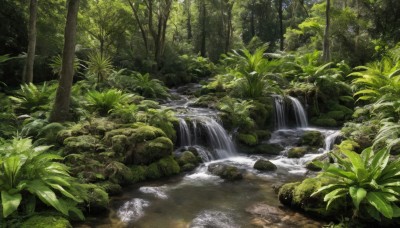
[273,95,287,129]
[324,130,341,151]
[177,116,238,160]
[288,96,308,128]
[273,95,308,129]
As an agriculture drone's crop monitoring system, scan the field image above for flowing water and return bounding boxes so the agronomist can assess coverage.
[79,89,340,228]
[273,95,309,129]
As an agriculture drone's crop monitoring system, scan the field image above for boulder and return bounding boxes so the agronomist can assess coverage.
[252,143,283,155]
[63,135,100,154]
[21,215,72,228]
[145,156,180,180]
[299,131,324,147]
[135,136,173,165]
[208,163,243,181]
[237,133,258,146]
[253,159,277,171]
[288,147,307,158]
[177,151,200,171]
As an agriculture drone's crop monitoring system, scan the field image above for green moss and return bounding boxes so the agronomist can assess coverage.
[181,163,196,171]
[177,151,198,166]
[136,137,173,164]
[288,147,307,158]
[21,215,72,228]
[254,130,271,141]
[293,178,324,206]
[192,95,218,108]
[305,161,322,171]
[104,126,166,145]
[111,135,128,155]
[329,104,353,116]
[97,181,122,196]
[131,165,147,182]
[88,118,117,136]
[145,156,180,180]
[299,131,324,147]
[81,184,109,212]
[237,133,258,146]
[249,101,271,128]
[104,161,134,184]
[63,135,99,154]
[337,140,360,152]
[311,118,337,127]
[253,159,277,171]
[278,182,300,206]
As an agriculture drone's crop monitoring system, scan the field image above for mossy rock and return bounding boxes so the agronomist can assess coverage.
[104,161,134,185]
[299,131,324,147]
[324,111,345,121]
[311,118,337,127]
[253,159,277,171]
[104,125,166,145]
[21,215,72,228]
[81,184,109,214]
[254,130,271,141]
[177,151,198,166]
[138,100,161,111]
[97,181,123,196]
[278,182,299,206]
[145,156,180,180]
[337,140,360,153]
[87,118,118,136]
[181,163,197,172]
[249,101,272,128]
[191,95,218,108]
[237,133,258,146]
[208,163,243,181]
[305,161,322,171]
[252,143,283,155]
[135,136,173,165]
[288,147,307,158]
[130,165,147,182]
[110,135,128,155]
[63,135,99,154]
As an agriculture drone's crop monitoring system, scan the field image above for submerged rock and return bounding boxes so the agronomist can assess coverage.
[287,147,307,158]
[177,151,200,171]
[253,159,277,171]
[299,131,324,147]
[208,163,243,181]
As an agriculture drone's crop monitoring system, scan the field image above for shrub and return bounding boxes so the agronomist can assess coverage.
[86,89,133,115]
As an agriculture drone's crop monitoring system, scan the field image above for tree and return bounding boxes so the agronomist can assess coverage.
[322,0,330,62]
[23,0,38,83]
[49,0,80,122]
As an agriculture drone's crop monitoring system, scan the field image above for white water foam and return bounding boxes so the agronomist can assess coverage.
[190,210,239,228]
[117,198,150,223]
[139,186,168,199]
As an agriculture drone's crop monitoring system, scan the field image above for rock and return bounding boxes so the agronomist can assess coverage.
[104,125,166,145]
[299,131,324,147]
[21,215,72,228]
[130,165,147,182]
[63,135,99,154]
[278,182,299,206]
[254,130,272,141]
[135,136,173,165]
[253,159,277,171]
[82,184,110,214]
[288,147,307,158]
[305,153,330,171]
[337,140,360,153]
[177,151,199,171]
[145,156,180,180]
[97,181,123,196]
[104,161,134,185]
[252,143,283,155]
[237,133,258,146]
[246,203,285,224]
[208,163,243,181]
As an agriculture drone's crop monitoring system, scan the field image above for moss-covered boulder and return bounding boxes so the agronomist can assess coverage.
[104,161,134,185]
[311,118,337,127]
[82,184,109,214]
[63,135,100,154]
[337,140,360,153]
[254,130,271,141]
[97,181,123,196]
[249,100,272,129]
[288,147,308,158]
[21,215,72,228]
[278,177,337,218]
[135,136,173,165]
[104,125,166,145]
[130,165,147,182]
[253,159,277,171]
[177,151,200,171]
[145,156,180,180]
[208,163,243,181]
[299,131,324,147]
[191,95,218,108]
[237,133,258,146]
[251,143,283,155]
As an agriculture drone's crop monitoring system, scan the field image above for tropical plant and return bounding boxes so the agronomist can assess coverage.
[109,103,138,123]
[86,89,133,115]
[49,54,81,77]
[312,147,400,221]
[9,82,56,114]
[217,97,255,131]
[130,72,169,99]
[85,52,113,83]
[0,138,84,218]
[20,118,66,145]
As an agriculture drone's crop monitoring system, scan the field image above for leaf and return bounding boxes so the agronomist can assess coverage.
[26,180,68,215]
[366,192,393,219]
[349,187,367,210]
[1,191,22,218]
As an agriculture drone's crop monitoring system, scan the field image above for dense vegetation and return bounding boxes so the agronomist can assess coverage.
[1,0,400,227]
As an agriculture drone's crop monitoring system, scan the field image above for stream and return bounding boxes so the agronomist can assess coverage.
[78,86,340,228]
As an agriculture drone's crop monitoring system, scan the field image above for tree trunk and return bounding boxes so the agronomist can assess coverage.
[186,0,192,40]
[225,3,233,53]
[322,0,330,62]
[127,0,149,56]
[49,0,80,122]
[200,0,207,57]
[278,0,284,51]
[250,0,255,37]
[24,0,38,83]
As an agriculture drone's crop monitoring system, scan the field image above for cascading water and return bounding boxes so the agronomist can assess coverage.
[273,95,308,129]
[177,116,238,160]
[323,130,341,151]
[288,96,308,128]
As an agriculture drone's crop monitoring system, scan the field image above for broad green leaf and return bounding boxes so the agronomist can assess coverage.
[367,192,393,219]
[341,150,364,171]
[26,180,68,215]
[325,165,357,181]
[349,187,367,210]
[1,191,22,218]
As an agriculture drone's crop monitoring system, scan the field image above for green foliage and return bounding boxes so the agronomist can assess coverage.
[86,89,134,115]
[313,147,400,221]
[137,108,177,141]
[49,55,81,77]
[85,52,113,83]
[130,72,169,99]
[9,83,56,114]
[21,214,72,228]
[0,138,84,219]
[217,97,254,131]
